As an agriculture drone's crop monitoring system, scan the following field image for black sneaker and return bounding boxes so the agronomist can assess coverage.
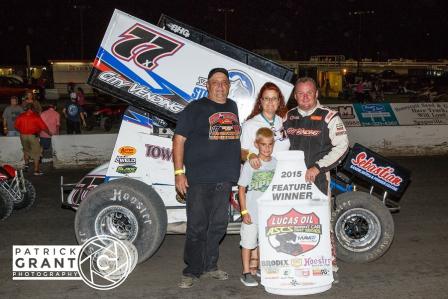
[240,273,258,287]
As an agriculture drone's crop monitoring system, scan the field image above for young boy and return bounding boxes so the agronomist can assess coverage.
[237,127,277,287]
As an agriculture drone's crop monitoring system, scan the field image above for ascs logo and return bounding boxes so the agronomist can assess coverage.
[228,69,255,101]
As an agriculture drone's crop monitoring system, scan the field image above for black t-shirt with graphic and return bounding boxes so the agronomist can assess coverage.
[175,97,241,184]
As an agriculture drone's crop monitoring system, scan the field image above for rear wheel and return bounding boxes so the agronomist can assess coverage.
[332,191,394,263]
[74,178,167,263]
[13,179,36,210]
[0,186,14,220]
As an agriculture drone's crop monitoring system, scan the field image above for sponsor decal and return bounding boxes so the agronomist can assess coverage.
[261,260,289,267]
[312,267,330,276]
[191,77,208,100]
[286,128,321,137]
[208,112,241,140]
[334,105,356,119]
[335,122,347,136]
[294,268,310,277]
[145,144,173,161]
[165,22,190,38]
[228,69,255,100]
[265,209,322,256]
[116,165,138,174]
[115,156,137,165]
[351,152,403,188]
[310,115,322,121]
[343,143,411,195]
[112,24,183,71]
[118,146,137,156]
[354,103,399,126]
[290,258,303,267]
[97,71,185,113]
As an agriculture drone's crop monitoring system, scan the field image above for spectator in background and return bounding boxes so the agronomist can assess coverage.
[3,96,23,136]
[40,103,60,162]
[324,78,331,97]
[63,94,86,134]
[355,80,365,103]
[22,90,42,114]
[76,87,86,107]
[15,104,51,175]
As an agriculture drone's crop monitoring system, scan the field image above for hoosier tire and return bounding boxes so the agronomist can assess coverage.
[13,179,37,210]
[74,178,167,264]
[332,191,394,263]
[0,187,14,220]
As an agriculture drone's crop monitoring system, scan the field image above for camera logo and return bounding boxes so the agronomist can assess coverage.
[78,235,137,290]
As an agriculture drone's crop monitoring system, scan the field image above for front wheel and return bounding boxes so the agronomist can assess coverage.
[13,179,36,210]
[332,191,394,263]
[74,178,167,264]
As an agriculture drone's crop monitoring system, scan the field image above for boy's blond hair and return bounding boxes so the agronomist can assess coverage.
[255,127,274,141]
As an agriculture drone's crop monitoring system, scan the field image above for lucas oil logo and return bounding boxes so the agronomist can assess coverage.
[265,209,321,256]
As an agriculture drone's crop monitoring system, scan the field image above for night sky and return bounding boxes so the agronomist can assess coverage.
[1,0,447,65]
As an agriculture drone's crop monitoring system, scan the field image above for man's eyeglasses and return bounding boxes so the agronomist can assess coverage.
[261,97,279,103]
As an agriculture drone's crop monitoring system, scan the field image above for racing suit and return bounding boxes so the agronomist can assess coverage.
[284,101,349,272]
[283,101,349,195]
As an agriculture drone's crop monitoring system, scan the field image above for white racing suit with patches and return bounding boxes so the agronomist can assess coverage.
[283,102,349,270]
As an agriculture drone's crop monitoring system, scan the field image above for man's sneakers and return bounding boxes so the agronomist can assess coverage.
[201,269,229,280]
[240,273,258,287]
[179,270,229,288]
[33,171,44,176]
[178,275,199,289]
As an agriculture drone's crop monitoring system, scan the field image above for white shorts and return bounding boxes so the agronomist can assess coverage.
[240,222,258,249]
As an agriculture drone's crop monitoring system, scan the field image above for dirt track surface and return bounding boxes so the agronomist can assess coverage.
[1,156,448,299]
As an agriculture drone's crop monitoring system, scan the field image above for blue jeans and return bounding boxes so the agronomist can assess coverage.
[183,182,232,278]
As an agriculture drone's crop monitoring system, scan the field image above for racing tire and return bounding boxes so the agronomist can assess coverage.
[0,187,14,220]
[74,178,167,264]
[13,179,37,210]
[331,191,394,263]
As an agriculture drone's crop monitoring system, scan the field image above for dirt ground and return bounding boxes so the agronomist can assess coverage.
[1,156,448,298]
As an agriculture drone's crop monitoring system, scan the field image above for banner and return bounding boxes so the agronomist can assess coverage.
[258,151,333,295]
[391,102,448,125]
[327,102,448,127]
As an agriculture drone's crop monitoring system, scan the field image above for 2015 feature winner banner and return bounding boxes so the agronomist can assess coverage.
[327,102,448,127]
[258,151,333,296]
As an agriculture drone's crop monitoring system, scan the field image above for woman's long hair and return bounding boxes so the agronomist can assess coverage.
[246,82,287,120]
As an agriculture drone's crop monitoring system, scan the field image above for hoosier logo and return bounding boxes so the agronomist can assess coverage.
[265,209,322,256]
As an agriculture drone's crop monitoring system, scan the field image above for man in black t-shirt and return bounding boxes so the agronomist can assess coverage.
[173,68,241,288]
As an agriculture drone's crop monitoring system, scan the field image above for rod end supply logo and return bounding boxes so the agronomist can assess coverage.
[12,235,137,290]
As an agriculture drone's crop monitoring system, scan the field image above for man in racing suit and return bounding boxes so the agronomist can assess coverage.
[283,77,349,282]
